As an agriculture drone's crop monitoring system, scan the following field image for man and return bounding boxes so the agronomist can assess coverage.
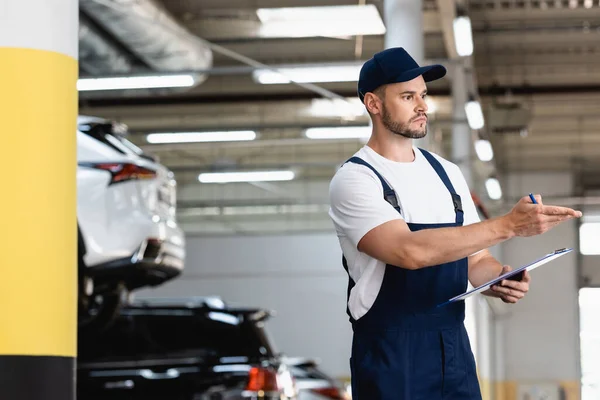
[328,47,582,400]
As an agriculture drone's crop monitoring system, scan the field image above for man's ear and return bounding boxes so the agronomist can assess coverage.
[364,92,382,115]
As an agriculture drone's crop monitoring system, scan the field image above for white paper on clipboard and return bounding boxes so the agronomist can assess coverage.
[437,248,573,307]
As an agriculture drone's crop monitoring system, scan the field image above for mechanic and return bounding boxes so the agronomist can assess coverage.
[328,47,582,400]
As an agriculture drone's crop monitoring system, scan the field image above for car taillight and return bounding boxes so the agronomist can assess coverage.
[311,387,344,399]
[88,163,157,184]
[245,367,280,392]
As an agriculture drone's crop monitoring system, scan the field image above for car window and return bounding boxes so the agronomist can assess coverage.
[79,312,278,361]
[79,122,154,160]
[143,316,261,357]
[114,135,146,156]
[103,134,136,155]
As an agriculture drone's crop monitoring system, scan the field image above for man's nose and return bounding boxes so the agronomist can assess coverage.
[416,97,428,113]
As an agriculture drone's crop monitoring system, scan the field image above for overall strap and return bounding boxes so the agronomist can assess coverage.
[341,255,356,324]
[342,156,400,324]
[345,157,400,213]
[418,149,464,225]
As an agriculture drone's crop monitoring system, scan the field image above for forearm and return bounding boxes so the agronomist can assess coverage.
[358,194,580,270]
[400,216,514,269]
[468,254,504,296]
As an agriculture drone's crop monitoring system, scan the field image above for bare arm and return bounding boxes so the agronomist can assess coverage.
[468,249,531,303]
[358,216,512,270]
[358,195,581,270]
[468,249,503,296]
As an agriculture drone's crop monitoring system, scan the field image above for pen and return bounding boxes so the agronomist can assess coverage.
[529,193,538,204]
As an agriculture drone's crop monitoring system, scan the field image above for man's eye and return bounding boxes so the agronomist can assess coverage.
[404,95,413,100]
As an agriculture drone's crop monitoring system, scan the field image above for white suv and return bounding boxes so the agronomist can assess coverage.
[77,115,185,330]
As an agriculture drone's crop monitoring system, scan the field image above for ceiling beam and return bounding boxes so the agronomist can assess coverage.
[79,82,600,111]
[435,0,458,59]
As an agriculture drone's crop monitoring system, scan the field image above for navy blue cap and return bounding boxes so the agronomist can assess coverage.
[357,47,447,102]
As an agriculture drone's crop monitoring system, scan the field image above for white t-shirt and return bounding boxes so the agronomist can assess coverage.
[328,145,481,321]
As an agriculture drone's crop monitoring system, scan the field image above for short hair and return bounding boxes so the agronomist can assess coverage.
[373,85,386,99]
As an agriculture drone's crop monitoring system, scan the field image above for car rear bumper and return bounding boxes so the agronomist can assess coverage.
[88,222,185,291]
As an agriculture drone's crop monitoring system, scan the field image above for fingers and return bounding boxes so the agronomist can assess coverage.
[491,284,526,301]
[520,195,582,218]
[501,295,520,304]
[499,278,529,293]
[492,265,529,303]
[541,205,582,218]
[542,214,581,232]
[545,215,576,223]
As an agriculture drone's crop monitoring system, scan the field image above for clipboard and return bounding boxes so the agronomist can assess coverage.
[437,247,573,307]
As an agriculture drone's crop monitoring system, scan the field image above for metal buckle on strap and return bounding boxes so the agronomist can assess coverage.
[384,189,400,210]
[452,193,463,213]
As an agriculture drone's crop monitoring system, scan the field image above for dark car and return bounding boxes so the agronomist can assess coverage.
[77,297,298,400]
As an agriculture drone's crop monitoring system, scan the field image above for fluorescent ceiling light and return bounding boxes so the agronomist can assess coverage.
[77,74,195,91]
[485,178,502,200]
[147,131,256,144]
[304,98,366,119]
[253,65,362,85]
[453,16,474,57]
[178,204,330,217]
[223,204,329,216]
[475,139,494,162]
[584,0,593,8]
[256,5,386,38]
[198,170,295,184]
[305,126,371,140]
[465,100,485,130]
[580,223,600,255]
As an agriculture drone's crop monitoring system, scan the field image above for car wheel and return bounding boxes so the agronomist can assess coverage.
[77,225,127,335]
[78,282,127,335]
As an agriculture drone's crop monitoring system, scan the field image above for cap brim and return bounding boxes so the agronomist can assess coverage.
[390,64,447,84]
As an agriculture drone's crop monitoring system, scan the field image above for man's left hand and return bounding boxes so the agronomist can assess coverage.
[490,265,530,304]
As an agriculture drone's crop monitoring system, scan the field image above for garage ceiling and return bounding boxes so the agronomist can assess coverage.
[78,0,600,235]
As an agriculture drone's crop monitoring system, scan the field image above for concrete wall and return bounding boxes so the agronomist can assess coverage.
[581,255,600,287]
[475,296,496,399]
[137,232,353,379]
[579,204,600,285]
[495,172,581,400]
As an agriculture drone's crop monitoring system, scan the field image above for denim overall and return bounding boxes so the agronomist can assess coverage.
[343,148,482,400]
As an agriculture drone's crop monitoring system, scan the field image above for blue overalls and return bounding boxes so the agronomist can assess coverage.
[343,148,482,400]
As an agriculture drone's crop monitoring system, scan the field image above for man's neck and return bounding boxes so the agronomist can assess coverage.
[366,132,415,163]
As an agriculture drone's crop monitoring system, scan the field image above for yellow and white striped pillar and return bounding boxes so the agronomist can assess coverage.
[0,1,78,399]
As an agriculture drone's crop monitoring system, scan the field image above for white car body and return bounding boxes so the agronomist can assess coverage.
[287,358,350,400]
[77,115,185,292]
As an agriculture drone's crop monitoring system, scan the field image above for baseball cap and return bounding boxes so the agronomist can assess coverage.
[357,47,447,102]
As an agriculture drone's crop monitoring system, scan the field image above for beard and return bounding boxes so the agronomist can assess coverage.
[381,104,427,139]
